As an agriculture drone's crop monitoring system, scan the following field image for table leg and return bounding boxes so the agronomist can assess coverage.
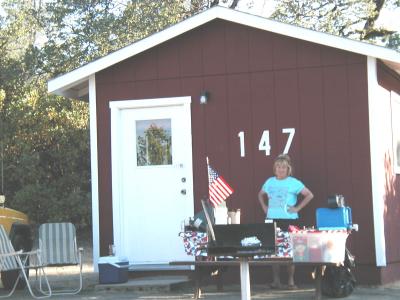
[314,265,323,300]
[192,267,203,300]
[193,279,201,299]
[239,257,251,300]
[216,269,224,292]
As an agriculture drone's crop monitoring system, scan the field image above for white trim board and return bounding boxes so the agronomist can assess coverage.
[367,56,387,267]
[48,6,400,99]
[88,75,100,271]
[109,97,191,110]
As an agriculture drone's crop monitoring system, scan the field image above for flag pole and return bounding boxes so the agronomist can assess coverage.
[206,156,210,204]
[204,157,216,241]
[206,156,210,192]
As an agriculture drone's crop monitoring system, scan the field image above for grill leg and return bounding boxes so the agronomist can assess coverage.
[239,257,251,300]
[193,268,203,299]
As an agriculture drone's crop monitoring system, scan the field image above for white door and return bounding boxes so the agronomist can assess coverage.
[110,97,194,266]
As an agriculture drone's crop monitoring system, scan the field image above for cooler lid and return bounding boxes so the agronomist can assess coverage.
[98,256,128,264]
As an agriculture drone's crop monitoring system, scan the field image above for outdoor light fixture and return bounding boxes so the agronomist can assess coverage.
[200,91,209,104]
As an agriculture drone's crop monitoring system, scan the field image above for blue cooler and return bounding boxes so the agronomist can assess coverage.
[98,256,129,284]
[316,207,352,230]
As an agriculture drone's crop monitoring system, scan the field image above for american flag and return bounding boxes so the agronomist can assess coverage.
[208,164,234,207]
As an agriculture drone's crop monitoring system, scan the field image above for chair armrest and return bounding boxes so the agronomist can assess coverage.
[0,249,24,257]
[77,247,84,267]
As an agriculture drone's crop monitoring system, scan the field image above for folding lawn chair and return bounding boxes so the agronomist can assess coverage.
[38,222,83,295]
[0,225,51,298]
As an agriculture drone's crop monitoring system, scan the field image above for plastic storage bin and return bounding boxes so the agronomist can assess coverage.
[316,207,352,230]
[290,230,348,263]
[98,256,129,284]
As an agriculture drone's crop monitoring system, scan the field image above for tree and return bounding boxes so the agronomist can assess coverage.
[210,0,241,9]
[388,33,400,49]
[115,0,190,50]
[40,0,201,75]
[38,0,121,76]
[271,0,399,50]
[0,0,91,228]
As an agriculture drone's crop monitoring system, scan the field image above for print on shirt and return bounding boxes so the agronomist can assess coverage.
[267,186,296,219]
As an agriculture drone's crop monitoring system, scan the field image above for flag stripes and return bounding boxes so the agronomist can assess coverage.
[207,163,234,207]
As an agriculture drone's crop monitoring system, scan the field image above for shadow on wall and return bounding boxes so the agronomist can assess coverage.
[383,151,400,262]
[397,141,400,171]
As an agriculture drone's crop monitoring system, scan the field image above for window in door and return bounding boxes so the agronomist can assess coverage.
[136,119,172,166]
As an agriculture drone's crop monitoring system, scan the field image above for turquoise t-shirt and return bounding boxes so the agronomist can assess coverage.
[261,176,305,220]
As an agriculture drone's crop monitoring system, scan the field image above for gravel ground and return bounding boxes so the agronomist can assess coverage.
[3,231,400,299]
[5,281,400,300]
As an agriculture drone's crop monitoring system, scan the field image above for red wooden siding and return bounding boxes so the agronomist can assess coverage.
[95,19,386,282]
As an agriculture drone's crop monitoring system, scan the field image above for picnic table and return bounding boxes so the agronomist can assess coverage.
[170,257,336,300]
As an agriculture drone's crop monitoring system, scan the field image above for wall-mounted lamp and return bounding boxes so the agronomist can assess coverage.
[200,91,209,104]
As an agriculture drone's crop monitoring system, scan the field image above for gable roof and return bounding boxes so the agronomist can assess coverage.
[48,5,400,100]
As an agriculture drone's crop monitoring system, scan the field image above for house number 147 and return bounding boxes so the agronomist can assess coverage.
[237,128,295,157]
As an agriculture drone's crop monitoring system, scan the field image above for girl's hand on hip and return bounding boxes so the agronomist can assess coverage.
[287,205,299,213]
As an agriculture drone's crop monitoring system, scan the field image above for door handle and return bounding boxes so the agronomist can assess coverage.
[181,189,187,195]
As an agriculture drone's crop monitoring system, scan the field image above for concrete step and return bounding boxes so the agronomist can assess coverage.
[94,275,192,292]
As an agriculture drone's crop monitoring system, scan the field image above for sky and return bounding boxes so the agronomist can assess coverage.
[376,6,400,31]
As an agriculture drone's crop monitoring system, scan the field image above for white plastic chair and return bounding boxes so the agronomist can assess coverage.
[38,222,83,295]
[0,225,51,298]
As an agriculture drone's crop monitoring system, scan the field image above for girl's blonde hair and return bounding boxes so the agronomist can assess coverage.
[273,154,293,176]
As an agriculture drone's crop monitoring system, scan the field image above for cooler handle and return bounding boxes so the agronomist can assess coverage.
[109,263,130,269]
[346,207,352,227]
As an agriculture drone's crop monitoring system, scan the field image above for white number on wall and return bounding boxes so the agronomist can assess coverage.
[237,128,295,157]
[282,128,295,154]
[258,130,271,156]
[238,131,245,157]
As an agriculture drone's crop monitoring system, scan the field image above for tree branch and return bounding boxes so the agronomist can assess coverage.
[362,28,396,40]
[229,0,240,9]
[210,0,220,7]
[363,0,386,33]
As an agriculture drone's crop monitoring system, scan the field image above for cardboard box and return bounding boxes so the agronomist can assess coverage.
[98,256,129,284]
[290,231,348,263]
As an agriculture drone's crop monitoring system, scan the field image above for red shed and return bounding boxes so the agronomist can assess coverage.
[48,6,400,285]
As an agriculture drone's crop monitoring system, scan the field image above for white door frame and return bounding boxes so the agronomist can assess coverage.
[109,96,193,260]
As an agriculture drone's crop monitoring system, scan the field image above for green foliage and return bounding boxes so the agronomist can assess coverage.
[13,183,91,229]
[115,1,189,48]
[39,0,200,75]
[388,33,400,50]
[0,0,91,228]
[2,79,90,228]
[39,0,121,75]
